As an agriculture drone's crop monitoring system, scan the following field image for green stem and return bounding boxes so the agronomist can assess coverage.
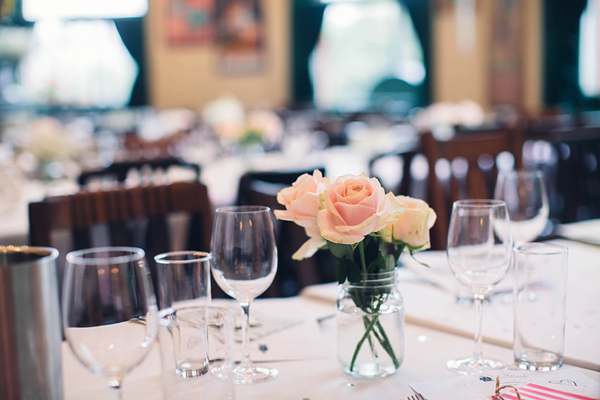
[349,313,380,371]
[349,295,400,372]
[363,316,377,356]
[358,241,367,273]
[375,319,400,368]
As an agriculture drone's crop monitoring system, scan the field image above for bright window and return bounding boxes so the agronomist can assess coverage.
[579,0,600,97]
[20,20,139,107]
[22,0,148,20]
[309,0,425,112]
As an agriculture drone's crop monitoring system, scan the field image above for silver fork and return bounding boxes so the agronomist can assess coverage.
[408,394,425,400]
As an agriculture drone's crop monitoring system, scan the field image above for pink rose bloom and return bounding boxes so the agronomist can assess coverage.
[275,170,330,259]
[379,195,437,249]
[317,173,404,245]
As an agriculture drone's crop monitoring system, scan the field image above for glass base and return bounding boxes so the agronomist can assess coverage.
[233,365,278,385]
[515,352,563,371]
[176,358,209,378]
[446,357,506,375]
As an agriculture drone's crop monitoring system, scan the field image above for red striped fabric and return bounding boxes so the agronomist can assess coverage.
[498,383,599,400]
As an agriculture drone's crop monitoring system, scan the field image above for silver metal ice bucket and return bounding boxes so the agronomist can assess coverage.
[0,246,63,400]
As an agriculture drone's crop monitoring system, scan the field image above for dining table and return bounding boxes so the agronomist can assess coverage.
[60,225,600,400]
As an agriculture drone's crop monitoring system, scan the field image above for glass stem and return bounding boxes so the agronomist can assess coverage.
[108,379,123,400]
[240,301,251,368]
[473,294,485,364]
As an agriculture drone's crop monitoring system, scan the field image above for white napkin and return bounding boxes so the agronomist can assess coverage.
[211,298,328,363]
[557,219,600,246]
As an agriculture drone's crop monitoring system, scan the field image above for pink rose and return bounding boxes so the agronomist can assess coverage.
[275,170,330,259]
[379,196,437,249]
[317,173,404,245]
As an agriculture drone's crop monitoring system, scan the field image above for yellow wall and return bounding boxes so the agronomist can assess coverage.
[432,0,543,110]
[522,0,543,111]
[145,0,291,111]
[433,1,492,107]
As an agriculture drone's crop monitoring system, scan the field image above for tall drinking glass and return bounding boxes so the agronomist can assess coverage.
[210,206,278,385]
[446,200,512,374]
[62,247,158,400]
[494,170,549,245]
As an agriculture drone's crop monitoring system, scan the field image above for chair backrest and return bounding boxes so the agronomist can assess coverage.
[28,181,213,293]
[77,156,201,187]
[549,126,600,222]
[236,168,325,206]
[235,168,334,296]
[369,149,420,197]
[421,128,523,250]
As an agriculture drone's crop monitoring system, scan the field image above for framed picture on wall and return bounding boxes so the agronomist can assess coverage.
[165,0,215,45]
[215,0,266,73]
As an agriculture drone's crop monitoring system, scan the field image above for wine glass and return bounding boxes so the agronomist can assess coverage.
[494,170,549,245]
[210,205,279,385]
[62,247,158,400]
[446,200,512,374]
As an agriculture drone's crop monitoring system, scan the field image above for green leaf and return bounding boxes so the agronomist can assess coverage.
[346,260,362,283]
[386,254,397,270]
[335,261,347,284]
[369,250,386,273]
[408,247,430,268]
[327,241,354,260]
[363,235,379,262]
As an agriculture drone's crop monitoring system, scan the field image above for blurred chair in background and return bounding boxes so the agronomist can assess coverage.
[28,181,213,296]
[549,126,600,223]
[421,128,523,250]
[522,108,578,141]
[236,168,335,297]
[236,169,324,207]
[369,149,421,197]
[77,155,200,187]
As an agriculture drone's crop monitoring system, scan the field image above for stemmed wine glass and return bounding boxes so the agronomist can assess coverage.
[446,200,512,374]
[62,247,158,400]
[494,170,549,245]
[211,205,279,385]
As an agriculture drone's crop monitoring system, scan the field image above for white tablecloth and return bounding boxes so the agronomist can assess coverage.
[61,235,600,399]
[301,239,600,371]
[64,297,600,400]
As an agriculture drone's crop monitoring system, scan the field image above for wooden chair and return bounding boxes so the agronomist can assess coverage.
[236,169,324,206]
[236,168,335,296]
[28,181,213,295]
[421,128,523,250]
[369,149,420,197]
[549,126,600,223]
[77,155,200,187]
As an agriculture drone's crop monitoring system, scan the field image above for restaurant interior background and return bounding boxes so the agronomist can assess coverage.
[1,0,599,296]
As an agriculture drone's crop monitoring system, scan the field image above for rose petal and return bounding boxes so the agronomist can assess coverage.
[317,209,365,244]
[292,236,326,260]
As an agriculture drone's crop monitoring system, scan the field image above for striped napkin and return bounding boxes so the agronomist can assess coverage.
[410,368,600,400]
[499,383,598,400]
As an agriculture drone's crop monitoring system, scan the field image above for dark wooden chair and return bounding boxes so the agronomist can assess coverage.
[236,168,335,297]
[28,181,213,295]
[236,169,324,206]
[549,126,600,223]
[369,149,420,197]
[77,155,201,187]
[421,128,523,250]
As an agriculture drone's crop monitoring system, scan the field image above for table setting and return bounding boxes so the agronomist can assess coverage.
[1,169,599,400]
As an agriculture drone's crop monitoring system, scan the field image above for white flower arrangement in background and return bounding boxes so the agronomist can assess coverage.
[202,95,283,149]
[17,116,91,180]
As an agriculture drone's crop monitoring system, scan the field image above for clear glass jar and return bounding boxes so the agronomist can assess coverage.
[336,270,404,378]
